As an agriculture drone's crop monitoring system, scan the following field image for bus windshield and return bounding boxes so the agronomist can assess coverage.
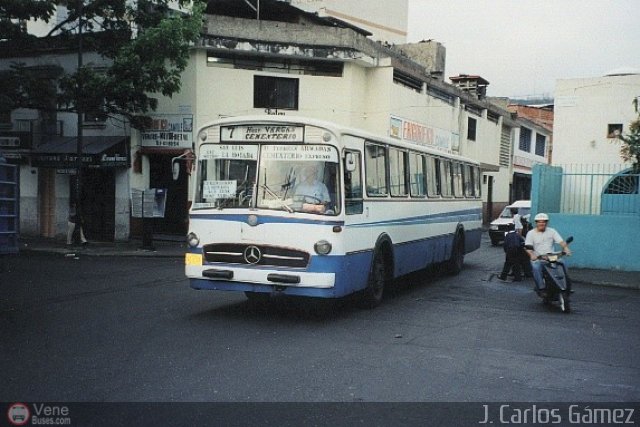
[194,143,340,215]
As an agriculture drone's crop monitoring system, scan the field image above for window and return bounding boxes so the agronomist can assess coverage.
[427,85,455,106]
[254,76,299,110]
[0,110,11,127]
[409,153,426,197]
[344,151,363,214]
[452,163,464,197]
[463,164,475,197]
[393,70,423,92]
[535,134,546,157]
[365,143,388,196]
[425,156,440,197]
[84,109,108,125]
[440,159,453,197]
[607,123,623,138]
[207,53,343,77]
[519,127,532,152]
[388,148,408,197]
[467,117,477,141]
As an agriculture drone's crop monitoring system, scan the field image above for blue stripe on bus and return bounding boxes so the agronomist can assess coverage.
[189,213,345,227]
[346,208,482,228]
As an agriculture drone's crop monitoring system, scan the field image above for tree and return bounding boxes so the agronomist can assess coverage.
[0,0,205,128]
[619,97,640,172]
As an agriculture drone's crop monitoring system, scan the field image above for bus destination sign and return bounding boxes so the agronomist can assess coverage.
[220,125,304,142]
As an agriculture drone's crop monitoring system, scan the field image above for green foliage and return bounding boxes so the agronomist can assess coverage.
[0,0,205,128]
[619,115,640,171]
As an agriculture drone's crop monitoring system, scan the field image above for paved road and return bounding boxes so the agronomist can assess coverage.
[1,236,639,403]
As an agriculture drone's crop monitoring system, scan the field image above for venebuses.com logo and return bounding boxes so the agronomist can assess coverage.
[6,403,71,426]
[6,403,30,426]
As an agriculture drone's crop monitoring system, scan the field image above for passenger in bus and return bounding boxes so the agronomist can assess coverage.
[294,164,331,214]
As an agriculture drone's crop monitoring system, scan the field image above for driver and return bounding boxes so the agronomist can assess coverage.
[525,213,572,295]
[294,164,331,213]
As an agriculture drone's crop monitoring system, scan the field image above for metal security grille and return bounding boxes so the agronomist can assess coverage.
[203,243,310,268]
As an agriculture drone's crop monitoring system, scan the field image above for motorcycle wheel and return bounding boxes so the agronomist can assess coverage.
[559,292,571,313]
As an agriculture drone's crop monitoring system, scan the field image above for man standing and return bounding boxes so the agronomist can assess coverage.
[525,213,571,294]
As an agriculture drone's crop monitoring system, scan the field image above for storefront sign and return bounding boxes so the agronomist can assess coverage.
[220,125,304,142]
[32,152,128,168]
[390,116,455,153]
[261,144,338,162]
[200,144,258,160]
[140,115,193,149]
[0,132,32,150]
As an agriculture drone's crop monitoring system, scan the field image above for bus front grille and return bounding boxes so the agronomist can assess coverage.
[203,243,310,268]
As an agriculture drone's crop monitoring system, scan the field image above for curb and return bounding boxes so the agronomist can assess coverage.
[21,247,185,259]
[572,279,640,291]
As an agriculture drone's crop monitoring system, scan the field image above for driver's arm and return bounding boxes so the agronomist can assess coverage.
[524,233,537,260]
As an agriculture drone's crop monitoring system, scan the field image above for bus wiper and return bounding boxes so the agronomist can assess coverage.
[260,184,294,213]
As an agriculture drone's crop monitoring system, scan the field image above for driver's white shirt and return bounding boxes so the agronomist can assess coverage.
[525,227,564,256]
[294,181,330,203]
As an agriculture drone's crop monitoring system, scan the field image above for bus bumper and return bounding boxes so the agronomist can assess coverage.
[186,264,336,297]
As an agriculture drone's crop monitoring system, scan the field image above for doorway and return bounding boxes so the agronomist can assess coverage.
[78,169,115,241]
[148,154,188,235]
[38,168,56,238]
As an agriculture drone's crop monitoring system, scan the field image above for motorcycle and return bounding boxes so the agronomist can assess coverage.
[529,236,574,313]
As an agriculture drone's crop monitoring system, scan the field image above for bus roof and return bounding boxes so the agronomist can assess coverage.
[197,115,480,166]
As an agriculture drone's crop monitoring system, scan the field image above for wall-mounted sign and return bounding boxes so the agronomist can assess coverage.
[389,116,455,153]
[140,115,193,149]
[0,132,32,150]
[131,188,167,218]
[220,125,304,142]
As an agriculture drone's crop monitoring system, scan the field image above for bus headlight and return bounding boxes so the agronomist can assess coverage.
[187,232,200,248]
[314,240,332,255]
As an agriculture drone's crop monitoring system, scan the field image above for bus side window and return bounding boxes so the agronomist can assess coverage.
[463,164,474,197]
[440,159,453,197]
[409,152,426,197]
[474,166,482,197]
[345,151,363,214]
[426,155,440,197]
[452,162,464,198]
[365,143,388,197]
[389,147,408,197]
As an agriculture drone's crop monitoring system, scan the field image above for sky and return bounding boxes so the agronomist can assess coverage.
[407,0,640,98]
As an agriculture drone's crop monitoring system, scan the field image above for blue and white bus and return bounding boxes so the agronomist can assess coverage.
[185,116,482,307]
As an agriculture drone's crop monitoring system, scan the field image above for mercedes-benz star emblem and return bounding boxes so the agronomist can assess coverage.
[243,245,262,264]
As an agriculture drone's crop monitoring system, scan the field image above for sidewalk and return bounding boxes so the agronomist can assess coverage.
[570,268,640,290]
[19,236,186,258]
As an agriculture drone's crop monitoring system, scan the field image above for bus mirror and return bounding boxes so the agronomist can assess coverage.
[345,152,357,172]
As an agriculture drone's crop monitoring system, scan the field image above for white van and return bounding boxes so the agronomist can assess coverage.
[489,200,531,245]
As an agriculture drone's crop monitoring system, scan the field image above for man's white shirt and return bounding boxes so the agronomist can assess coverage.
[525,227,564,256]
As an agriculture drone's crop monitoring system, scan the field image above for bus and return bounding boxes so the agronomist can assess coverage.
[185,116,482,307]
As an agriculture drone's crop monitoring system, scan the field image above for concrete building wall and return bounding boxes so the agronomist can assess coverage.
[290,0,408,44]
[553,74,640,167]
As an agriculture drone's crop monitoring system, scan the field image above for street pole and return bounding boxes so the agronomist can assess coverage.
[75,0,84,225]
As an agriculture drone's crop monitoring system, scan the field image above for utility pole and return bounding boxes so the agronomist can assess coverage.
[75,0,84,223]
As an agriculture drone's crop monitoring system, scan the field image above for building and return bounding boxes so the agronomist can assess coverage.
[2,0,517,240]
[554,72,640,166]
[289,0,408,44]
[0,46,131,241]
[528,72,640,271]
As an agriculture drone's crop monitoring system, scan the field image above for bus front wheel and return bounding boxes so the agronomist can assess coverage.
[360,252,388,309]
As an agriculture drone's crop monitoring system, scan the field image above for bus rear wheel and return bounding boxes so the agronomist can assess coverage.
[360,252,387,309]
[446,233,465,275]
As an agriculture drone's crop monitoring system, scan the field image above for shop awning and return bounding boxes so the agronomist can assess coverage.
[31,136,129,168]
